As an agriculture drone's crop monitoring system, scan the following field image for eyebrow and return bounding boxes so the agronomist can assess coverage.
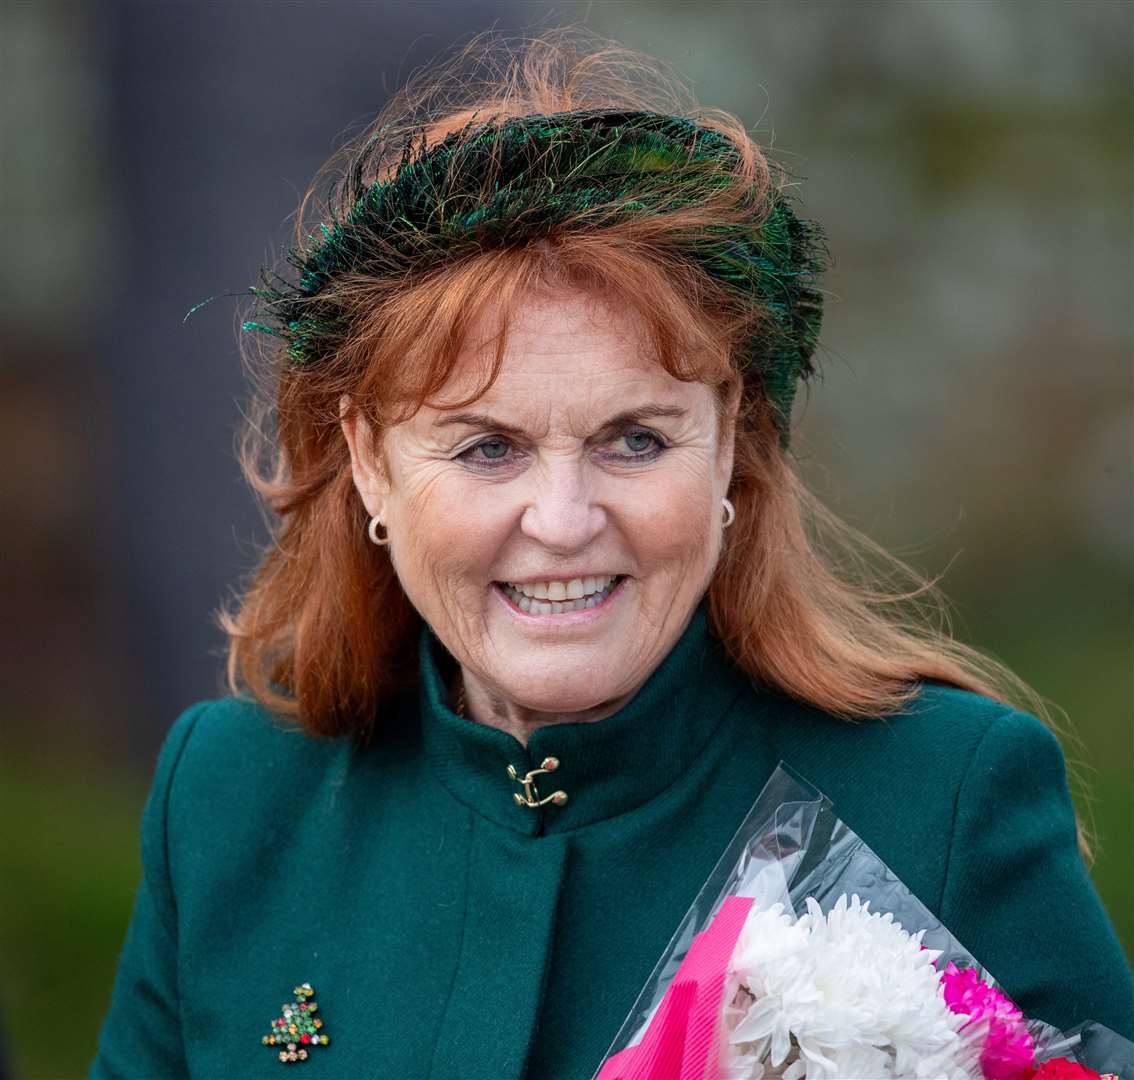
[435,404,688,435]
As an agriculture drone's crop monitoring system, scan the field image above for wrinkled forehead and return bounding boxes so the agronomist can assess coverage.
[422,289,715,431]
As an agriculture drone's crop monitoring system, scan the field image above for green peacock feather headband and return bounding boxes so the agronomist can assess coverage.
[241,109,828,448]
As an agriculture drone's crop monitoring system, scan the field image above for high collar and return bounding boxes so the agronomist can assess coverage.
[416,599,752,836]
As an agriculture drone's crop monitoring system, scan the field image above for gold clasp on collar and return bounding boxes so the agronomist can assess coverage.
[506,756,568,809]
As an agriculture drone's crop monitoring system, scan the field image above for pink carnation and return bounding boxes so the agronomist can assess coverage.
[940,962,1035,1080]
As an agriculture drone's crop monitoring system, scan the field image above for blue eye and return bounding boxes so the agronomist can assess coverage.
[610,428,665,460]
[458,437,515,467]
[475,438,510,459]
[620,431,658,453]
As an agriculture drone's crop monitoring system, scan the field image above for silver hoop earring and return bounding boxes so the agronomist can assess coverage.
[721,497,736,528]
[367,515,389,546]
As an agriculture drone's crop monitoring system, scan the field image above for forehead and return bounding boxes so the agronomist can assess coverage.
[428,288,709,417]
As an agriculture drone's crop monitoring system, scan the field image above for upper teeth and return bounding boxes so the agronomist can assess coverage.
[505,575,617,601]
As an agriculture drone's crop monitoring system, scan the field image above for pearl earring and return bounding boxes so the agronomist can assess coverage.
[367,515,389,546]
[722,498,735,528]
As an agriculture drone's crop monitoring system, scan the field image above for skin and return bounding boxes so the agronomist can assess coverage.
[341,286,738,747]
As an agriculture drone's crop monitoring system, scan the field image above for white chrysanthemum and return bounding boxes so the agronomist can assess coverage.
[721,894,983,1079]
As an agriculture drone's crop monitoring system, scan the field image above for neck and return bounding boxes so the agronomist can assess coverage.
[455,667,639,748]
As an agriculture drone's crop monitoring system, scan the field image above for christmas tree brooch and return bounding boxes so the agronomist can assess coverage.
[262,982,330,1064]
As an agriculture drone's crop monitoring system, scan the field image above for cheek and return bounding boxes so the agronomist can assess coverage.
[622,463,718,569]
[392,471,516,589]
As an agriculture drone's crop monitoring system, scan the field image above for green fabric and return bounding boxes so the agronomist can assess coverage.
[90,600,1134,1078]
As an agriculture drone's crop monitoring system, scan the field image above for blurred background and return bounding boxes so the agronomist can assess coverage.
[1,1,1130,1075]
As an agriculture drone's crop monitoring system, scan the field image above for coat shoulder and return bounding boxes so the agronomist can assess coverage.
[754,680,1042,919]
[766,678,1023,777]
[158,696,347,842]
[165,692,315,776]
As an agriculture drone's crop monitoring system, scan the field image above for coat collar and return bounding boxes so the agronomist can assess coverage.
[416,598,753,836]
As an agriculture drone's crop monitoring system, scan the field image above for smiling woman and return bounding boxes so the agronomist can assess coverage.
[338,288,737,742]
[89,28,1134,1080]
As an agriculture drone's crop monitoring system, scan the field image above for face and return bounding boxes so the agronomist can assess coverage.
[341,287,737,715]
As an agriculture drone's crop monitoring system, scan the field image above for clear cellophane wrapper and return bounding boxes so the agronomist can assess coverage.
[593,762,1133,1080]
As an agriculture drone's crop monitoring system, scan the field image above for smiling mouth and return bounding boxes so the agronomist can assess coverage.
[495,575,626,615]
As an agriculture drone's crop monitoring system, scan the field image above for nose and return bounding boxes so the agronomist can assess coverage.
[519,455,607,554]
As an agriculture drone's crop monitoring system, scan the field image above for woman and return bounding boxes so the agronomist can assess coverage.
[90,33,1134,1079]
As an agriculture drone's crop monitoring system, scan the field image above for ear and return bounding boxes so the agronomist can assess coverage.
[716,378,741,491]
[339,394,391,518]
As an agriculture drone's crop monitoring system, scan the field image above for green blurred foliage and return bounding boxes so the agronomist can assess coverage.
[0,755,147,1079]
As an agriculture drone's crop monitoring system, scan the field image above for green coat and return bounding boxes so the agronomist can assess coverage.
[90,601,1134,1078]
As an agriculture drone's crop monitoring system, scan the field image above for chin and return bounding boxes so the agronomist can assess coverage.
[492,654,629,715]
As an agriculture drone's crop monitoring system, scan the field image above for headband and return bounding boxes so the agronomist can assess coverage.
[242,109,828,447]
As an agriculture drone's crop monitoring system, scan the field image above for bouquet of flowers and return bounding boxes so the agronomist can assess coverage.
[593,764,1133,1080]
